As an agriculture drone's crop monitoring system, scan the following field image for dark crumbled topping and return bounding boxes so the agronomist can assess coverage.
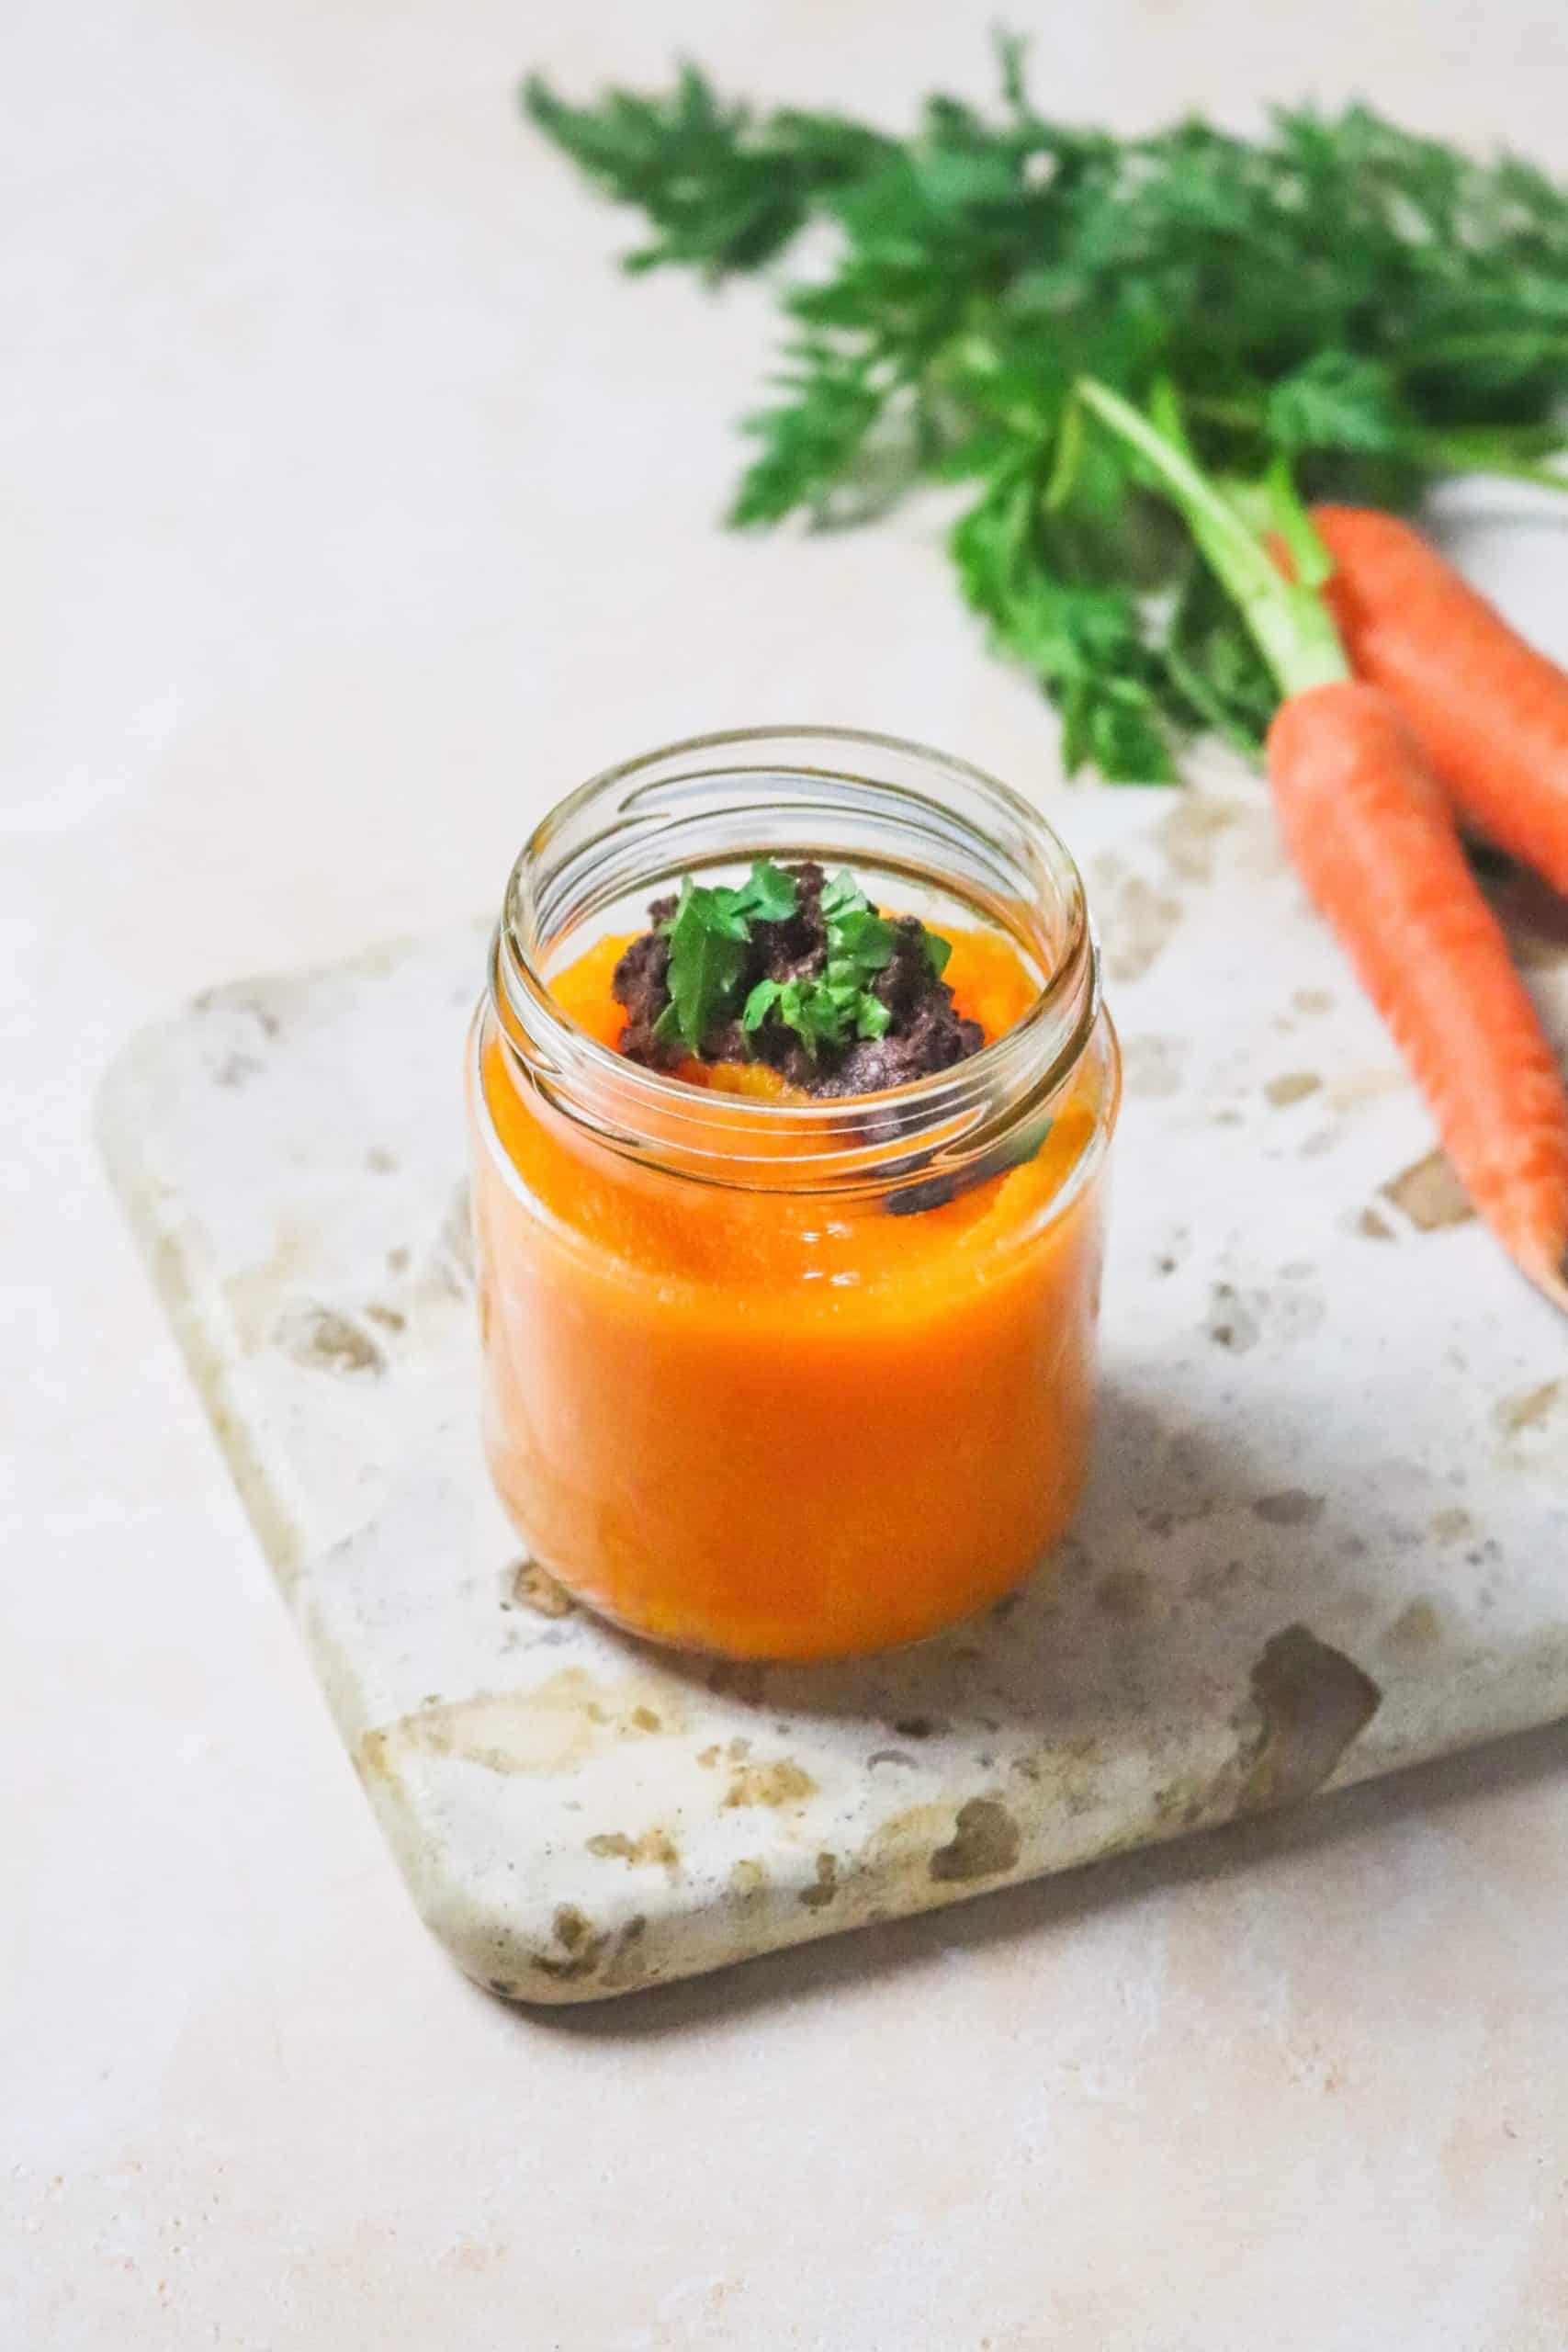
[609,902,674,1067]
[612,859,984,1097]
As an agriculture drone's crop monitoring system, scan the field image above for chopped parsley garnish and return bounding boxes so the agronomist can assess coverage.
[649,857,951,1060]
[652,861,798,1051]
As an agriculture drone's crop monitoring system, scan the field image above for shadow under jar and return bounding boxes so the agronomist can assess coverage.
[468,727,1121,1662]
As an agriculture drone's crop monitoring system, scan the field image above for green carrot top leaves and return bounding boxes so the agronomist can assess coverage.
[526,38,1568,781]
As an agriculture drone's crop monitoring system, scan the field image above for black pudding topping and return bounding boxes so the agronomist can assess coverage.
[611,860,984,1097]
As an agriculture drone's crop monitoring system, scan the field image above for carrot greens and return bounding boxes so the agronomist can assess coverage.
[525,39,1568,781]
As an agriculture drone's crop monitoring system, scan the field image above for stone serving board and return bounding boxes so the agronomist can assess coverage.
[98,786,1568,2003]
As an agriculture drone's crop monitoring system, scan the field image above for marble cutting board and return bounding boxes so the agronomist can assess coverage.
[98,786,1568,2002]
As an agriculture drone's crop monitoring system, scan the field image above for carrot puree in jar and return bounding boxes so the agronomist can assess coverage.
[469,729,1119,1661]
[470,895,1117,1661]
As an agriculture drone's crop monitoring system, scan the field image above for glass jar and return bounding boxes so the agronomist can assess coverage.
[468,727,1120,1662]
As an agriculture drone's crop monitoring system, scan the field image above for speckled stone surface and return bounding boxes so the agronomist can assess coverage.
[98,787,1568,2002]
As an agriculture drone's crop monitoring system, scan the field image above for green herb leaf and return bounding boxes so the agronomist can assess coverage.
[829,905,897,972]
[661,880,752,1050]
[741,977,782,1032]
[732,858,801,922]
[771,978,848,1058]
[819,869,864,922]
[657,862,803,1050]
[924,931,953,979]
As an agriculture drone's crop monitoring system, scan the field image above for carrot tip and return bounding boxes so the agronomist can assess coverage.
[1524,1258,1568,1320]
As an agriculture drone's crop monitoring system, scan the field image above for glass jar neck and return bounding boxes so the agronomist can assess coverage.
[488,726,1101,1203]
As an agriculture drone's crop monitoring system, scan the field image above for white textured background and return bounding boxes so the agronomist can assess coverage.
[7,3,1568,2345]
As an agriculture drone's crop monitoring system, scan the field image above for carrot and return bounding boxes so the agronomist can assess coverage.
[1314,504,1568,899]
[1269,682,1568,1300]
[1077,379,1568,1312]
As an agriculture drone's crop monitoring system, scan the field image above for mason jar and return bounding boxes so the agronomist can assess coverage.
[468,727,1120,1661]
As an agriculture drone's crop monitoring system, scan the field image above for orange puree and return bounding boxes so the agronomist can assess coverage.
[469,925,1113,1659]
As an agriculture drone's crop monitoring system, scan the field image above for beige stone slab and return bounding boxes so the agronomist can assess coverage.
[98,787,1568,2002]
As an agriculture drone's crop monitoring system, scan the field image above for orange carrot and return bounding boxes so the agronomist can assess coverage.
[1077,379,1568,1310]
[1269,682,1568,1303]
[1314,503,1568,898]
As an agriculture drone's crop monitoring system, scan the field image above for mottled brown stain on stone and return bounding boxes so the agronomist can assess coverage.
[799,1852,839,1911]
[1252,1488,1325,1528]
[588,1831,635,1860]
[929,1798,1022,1883]
[1158,796,1240,882]
[511,1559,576,1619]
[1381,1150,1475,1232]
[366,1669,684,1779]
[1237,1625,1382,1813]
[1430,1506,1473,1543]
[722,1758,816,1811]
[221,1214,327,1351]
[1095,1567,1153,1619]
[1191,1556,1246,1602]
[533,1905,609,1983]
[1265,1071,1321,1108]
[729,1858,768,1898]
[1094,861,1185,985]
[1357,1206,1396,1242]
[1388,1599,1443,1652]
[1292,986,1336,1015]
[1207,1283,1261,1353]
[1493,1379,1562,1437]
[865,1802,954,1869]
[587,1827,681,1875]
[599,1913,649,1991]
[287,1306,383,1374]
[355,1726,398,1792]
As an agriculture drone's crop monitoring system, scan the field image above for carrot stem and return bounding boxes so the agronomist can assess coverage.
[1076,379,1349,697]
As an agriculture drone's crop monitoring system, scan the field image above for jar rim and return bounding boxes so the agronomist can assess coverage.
[489,724,1103,1197]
